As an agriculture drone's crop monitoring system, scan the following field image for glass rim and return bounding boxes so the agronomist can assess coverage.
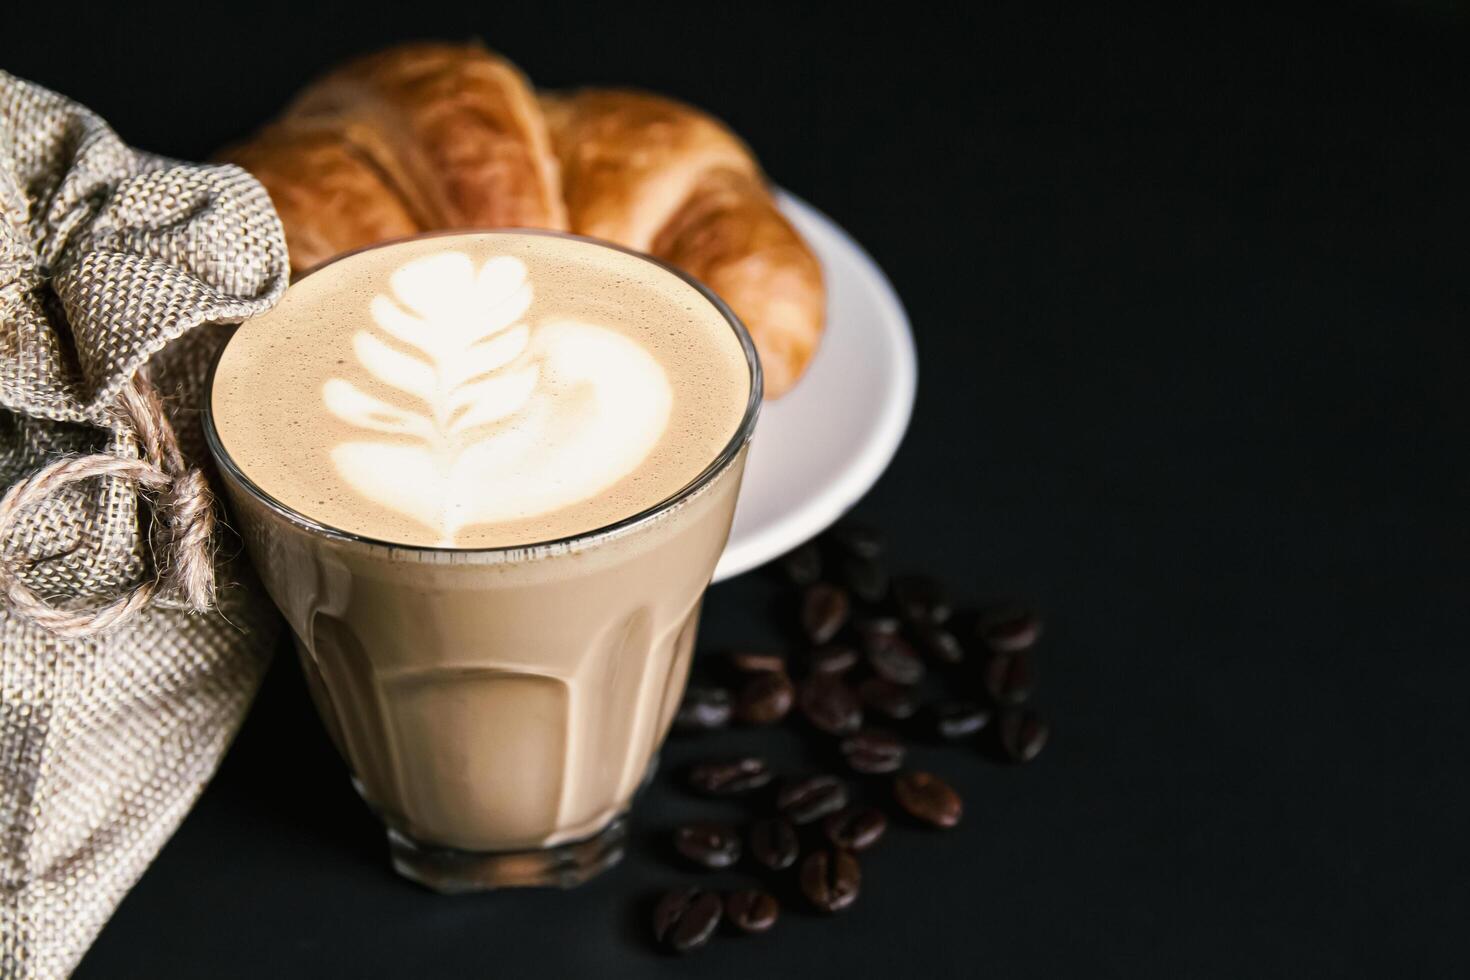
[201,228,763,559]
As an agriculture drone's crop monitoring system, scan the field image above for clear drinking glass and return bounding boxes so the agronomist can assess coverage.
[203,232,761,892]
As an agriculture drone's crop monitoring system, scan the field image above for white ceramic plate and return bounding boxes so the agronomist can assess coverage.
[712,191,917,582]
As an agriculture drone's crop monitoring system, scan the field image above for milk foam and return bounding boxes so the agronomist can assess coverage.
[211,233,750,549]
[325,251,672,544]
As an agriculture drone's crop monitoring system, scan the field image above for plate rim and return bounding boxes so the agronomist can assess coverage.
[712,190,917,581]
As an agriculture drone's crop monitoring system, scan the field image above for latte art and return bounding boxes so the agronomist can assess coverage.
[325,251,672,545]
[210,232,750,549]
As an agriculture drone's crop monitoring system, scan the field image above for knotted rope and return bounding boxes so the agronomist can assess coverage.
[0,373,216,637]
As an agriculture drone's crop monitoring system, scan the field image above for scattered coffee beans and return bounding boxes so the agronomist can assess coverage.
[912,623,965,665]
[748,817,800,871]
[808,644,859,675]
[674,823,742,869]
[799,674,863,735]
[781,542,823,587]
[840,729,906,774]
[863,631,925,685]
[932,700,992,740]
[978,605,1043,654]
[840,554,889,603]
[800,583,851,645]
[674,686,732,732]
[725,889,780,934]
[894,771,963,829]
[999,708,1050,763]
[822,805,888,852]
[653,887,723,953]
[652,522,1057,958]
[729,649,786,674]
[983,652,1034,706]
[858,677,921,721]
[735,671,796,725]
[800,849,861,912]
[687,757,773,796]
[854,613,903,641]
[776,774,849,824]
[891,574,952,625]
[828,521,884,559]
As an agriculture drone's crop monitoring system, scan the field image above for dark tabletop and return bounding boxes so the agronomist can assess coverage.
[6,1,1466,976]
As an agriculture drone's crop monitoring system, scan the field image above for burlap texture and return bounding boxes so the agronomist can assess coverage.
[0,71,288,978]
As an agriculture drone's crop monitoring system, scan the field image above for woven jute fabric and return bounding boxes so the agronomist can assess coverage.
[0,71,288,978]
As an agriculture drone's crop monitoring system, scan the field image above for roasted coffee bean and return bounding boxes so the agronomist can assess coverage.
[674,686,733,731]
[840,554,889,604]
[799,849,861,912]
[858,677,921,721]
[912,623,966,665]
[978,604,1043,653]
[826,521,885,560]
[781,542,823,587]
[799,674,863,735]
[983,652,1035,706]
[840,728,906,774]
[725,889,780,934]
[728,649,786,674]
[688,757,773,796]
[864,631,925,685]
[800,583,851,645]
[854,614,903,642]
[653,887,723,953]
[674,822,742,869]
[932,700,992,740]
[822,805,888,852]
[748,816,800,871]
[894,770,963,828]
[999,708,1050,763]
[776,774,849,824]
[891,573,953,625]
[735,671,795,724]
[808,643,859,675]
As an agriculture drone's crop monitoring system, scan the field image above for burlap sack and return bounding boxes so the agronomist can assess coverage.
[0,71,289,978]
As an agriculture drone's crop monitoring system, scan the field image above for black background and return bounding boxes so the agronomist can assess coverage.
[5,1,1467,975]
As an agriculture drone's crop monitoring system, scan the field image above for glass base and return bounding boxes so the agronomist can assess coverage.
[387,814,629,893]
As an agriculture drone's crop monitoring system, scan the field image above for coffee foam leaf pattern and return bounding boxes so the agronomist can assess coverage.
[324,251,673,545]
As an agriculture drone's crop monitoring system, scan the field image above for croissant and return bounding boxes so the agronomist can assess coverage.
[220,42,565,271]
[541,89,824,397]
[219,42,824,397]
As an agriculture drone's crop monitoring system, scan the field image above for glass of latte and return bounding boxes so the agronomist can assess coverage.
[204,231,760,891]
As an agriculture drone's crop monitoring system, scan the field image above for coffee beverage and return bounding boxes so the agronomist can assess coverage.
[212,231,749,549]
[206,231,760,890]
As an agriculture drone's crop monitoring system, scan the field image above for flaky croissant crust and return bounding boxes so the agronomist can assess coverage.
[220,41,824,397]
